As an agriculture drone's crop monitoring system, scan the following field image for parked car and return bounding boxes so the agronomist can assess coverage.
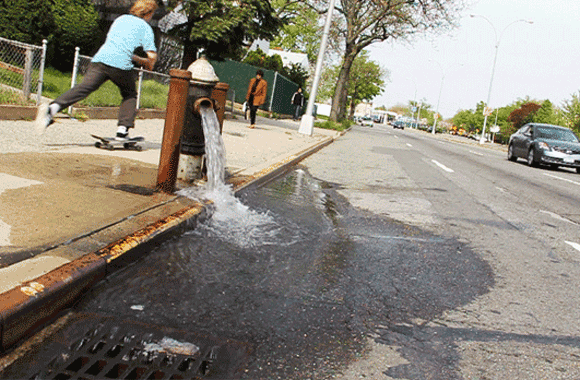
[507,123,580,173]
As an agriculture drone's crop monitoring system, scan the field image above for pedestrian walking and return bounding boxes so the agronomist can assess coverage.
[245,69,268,129]
[35,0,158,140]
[291,87,304,121]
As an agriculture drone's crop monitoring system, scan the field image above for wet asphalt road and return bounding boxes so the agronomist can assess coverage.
[70,168,493,379]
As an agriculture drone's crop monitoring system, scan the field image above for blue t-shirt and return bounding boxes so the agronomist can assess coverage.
[92,14,156,70]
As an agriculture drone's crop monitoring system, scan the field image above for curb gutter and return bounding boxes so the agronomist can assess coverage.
[0,135,336,353]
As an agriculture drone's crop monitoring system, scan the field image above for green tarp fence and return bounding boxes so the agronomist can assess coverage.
[210,59,299,117]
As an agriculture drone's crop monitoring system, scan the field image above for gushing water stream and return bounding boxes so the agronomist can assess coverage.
[177,105,297,248]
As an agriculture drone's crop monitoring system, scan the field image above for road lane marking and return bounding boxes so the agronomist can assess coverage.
[496,187,507,193]
[543,173,580,186]
[540,210,578,226]
[469,150,484,156]
[432,160,454,173]
[406,143,413,147]
[565,241,580,252]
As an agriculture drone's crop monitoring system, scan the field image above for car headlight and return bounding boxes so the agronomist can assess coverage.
[538,141,551,150]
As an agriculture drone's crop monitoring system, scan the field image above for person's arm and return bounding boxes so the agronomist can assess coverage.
[132,51,157,71]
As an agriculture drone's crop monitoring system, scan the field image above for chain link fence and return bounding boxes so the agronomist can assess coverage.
[0,37,48,105]
[69,50,170,114]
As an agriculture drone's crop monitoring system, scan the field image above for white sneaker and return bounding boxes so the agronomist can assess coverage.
[115,132,129,141]
[34,102,54,135]
[115,126,129,140]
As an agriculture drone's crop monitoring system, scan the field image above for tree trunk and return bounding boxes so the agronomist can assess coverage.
[349,98,356,119]
[330,48,357,122]
[181,39,197,69]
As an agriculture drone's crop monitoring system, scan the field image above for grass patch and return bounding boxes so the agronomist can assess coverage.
[0,87,36,106]
[1,67,169,109]
[314,118,352,132]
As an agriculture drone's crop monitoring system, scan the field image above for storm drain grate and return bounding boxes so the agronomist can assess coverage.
[1,313,252,380]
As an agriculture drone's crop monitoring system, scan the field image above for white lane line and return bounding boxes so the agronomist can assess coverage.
[539,210,578,226]
[469,150,484,156]
[543,173,580,186]
[432,160,454,173]
[395,136,399,139]
[565,241,580,252]
[406,143,413,147]
[496,187,507,193]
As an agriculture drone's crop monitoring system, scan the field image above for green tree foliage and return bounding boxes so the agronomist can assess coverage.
[283,62,309,89]
[270,0,321,65]
[50,0,101,71]
[561,91,580,135]
[0,0,100,72]
[164,0,282,68]
[346,52,387,117]
[452,98,561,144]
[0,0,55,44]
[319,52,386,116]
[242,48,308,88]
[244,48,284,72]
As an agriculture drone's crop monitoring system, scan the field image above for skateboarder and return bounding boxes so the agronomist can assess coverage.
[35,0,158,140]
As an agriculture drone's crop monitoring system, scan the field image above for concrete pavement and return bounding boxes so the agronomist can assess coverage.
[0,111,341,352]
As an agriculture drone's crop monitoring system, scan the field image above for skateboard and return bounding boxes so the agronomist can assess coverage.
[91,134,144,151]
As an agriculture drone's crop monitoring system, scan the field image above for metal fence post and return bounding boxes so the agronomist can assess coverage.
[269,71,278,113]
[36,39,47,106]
[136,68,144,109]
[23,48,33,99]
[68,47,81,115]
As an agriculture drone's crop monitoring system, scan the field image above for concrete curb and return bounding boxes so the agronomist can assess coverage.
[0,134,338,352]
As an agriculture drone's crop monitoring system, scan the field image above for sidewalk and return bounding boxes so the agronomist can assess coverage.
[0,112,341,352]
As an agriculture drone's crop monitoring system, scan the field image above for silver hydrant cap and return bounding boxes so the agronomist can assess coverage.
[187,56,219,86]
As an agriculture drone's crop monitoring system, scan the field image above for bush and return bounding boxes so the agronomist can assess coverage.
[314,119,352,132]
[49,0,101,71]
[0,0,55,44]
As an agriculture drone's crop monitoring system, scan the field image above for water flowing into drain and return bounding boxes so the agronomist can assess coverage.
[178,106,297,248]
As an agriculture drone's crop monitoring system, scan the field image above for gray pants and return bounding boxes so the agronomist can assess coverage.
[53,62,137,128]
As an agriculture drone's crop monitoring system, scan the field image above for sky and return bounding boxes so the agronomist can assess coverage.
[367,0,580,119]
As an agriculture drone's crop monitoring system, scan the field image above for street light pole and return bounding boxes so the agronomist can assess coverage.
[429,60,444,134]
[299,0,336,136]
[471,15,533,144]
[409,78,418,128]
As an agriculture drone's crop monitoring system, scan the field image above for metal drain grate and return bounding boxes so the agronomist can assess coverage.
[1,313,251,380]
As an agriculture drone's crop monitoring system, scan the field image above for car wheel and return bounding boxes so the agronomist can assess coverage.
[507,144,517,162]
[527,148,538,167]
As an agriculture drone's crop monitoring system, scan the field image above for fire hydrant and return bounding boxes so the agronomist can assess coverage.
[177,56,220,182]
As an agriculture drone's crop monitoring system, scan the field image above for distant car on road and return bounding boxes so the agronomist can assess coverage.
[392,120,405,129]
[507,123,580,173]
[359,116,374,127]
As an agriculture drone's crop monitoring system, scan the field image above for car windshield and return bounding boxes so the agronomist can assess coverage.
[536,127,579,142]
